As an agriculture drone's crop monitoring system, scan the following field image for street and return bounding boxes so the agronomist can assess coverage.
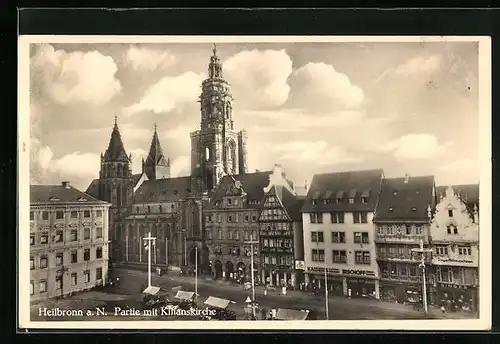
[31,267,479,321]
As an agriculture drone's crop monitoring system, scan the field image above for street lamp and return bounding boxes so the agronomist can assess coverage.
[411,239,433,315]
[195,246,198,306]
[244,234,258,318]
[143,232,156,288]
[316,239,329,320]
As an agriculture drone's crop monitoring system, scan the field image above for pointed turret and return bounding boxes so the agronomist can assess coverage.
[143,124,171,180]
[104,116,130,162]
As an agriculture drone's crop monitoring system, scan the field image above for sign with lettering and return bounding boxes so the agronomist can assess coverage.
[439,283,472,290]
[307,267,341,274]
[295,260,305,270]
[342,269,376,277]
[347,278,376,284]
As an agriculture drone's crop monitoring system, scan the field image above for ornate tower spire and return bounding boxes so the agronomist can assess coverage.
[143,124,171,180]
[208,43,223,79]
[104,116,129,162]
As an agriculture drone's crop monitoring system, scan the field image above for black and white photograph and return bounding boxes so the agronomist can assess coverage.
[18,36,491,330]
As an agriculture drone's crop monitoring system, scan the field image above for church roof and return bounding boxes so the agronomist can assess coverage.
[132,176,192,203]
[85,179,100,200]
[31,183,108,205]
[132,173,145,187]
[144,125,169,167]
[374,175,436,222]
[103,117,130,162]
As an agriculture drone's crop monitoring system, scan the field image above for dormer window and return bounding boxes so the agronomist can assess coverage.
[393,191,398,196]
[360,190,370,204]
[412,207,417,212]
[448,209,454,217]
[312,200,317,205]
[361,197,368,204]
[348,198,355,204]
[228,198,232,205]
[389,207,394,212]
[335,191,344,202]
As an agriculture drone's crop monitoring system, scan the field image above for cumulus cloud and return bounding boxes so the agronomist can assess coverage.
[393,55,442,77]
[288,62,364,110]
[170,155,190,177]
[123,72,204,115]
[376,134,452,160]
[224,49,293,109]
[124,45,177,71]
[31,44,122,105]
[437,159,479,185]
[271,140,363,166]
[161,124,192,151]
[128,148,148,174]
[48,151,100,179]
[30,139,53,184]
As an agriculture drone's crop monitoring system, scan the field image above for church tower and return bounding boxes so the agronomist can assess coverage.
[142,124,171,180]
[98,117,134,261]
[190,44,248,192]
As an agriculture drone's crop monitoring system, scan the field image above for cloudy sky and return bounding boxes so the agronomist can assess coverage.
[28,40,480,191]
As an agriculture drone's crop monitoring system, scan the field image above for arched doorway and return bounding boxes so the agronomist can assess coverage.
[214,260,223,279]
[236,262,246,282]
[225,261,234,280]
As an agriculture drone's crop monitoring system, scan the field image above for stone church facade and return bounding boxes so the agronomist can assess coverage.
[85,45,249,274]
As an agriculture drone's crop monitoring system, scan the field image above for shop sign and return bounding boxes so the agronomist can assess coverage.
[307,267,340,274]
[439,283,470,290]
[295,260,305,270]
[342,269,375,277]
[347,278,375,284]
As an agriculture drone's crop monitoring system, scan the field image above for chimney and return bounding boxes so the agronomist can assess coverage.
[61,181,70,189]
[404,173,410,184]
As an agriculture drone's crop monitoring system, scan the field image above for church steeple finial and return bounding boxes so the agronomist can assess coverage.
[213,43,217,56]
[114,116,118,126]
[154,122,157,133]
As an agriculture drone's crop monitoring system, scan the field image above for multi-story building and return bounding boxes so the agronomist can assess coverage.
[430,184,479,312]
[374,174,437,304]
[204,171,273,282]
[30,182,111,301]
[259,164,305,288]
[302,169,384,298]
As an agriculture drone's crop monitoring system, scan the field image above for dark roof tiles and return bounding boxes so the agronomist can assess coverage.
[132,176,192,204]
[31,184,107,204]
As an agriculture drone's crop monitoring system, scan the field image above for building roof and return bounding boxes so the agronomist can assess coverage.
[210,171,273,208]
[31,183,108,205]
[103,118,130,162]
[85,179,100,200]
[144,126,169,168]
[132,176,192,204]
[301,169,384,212]
[131,173,145,187]
[374,175,436,222]
[437,184,479,214]
[267,185,304,222]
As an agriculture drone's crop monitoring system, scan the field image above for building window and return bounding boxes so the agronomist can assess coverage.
[228,198,232,205]
[333,250,347,263]
[40,233,48,244]
[355,251,370,264]
[96,227,103,239]
[71,273,77,286]
[361,197,368,204]
[96,210,103,217]
[30,235,35,245]
[136,207,140,213]
[458,246,472,256]
[84,228,91,240]
[30,256,35,270]
[70,230,78,242]
[217,230,223,240]
[354,232,369,244]
[312,249,325,262]
[84,210,91,218]
[84,270,90,283]
[352,212,360,224]
[438,266,452,282]
[40,255,48,269]
[217,215,222,223]
[332,231,346,243]
[54,230,63,243]
[309,213,323,224]
[436,246,448,255]
[377,225,385,235]
[30,281,34,295]
[448,209,454,217]
[39,280,47,293]
[71,211,78,219]
[227,229,232,240]
[228,215,233,222]
[84,249,90,261]
[234,230,240,240]
[56,252,63,266]
[244,215,249,222]
[405,225,412,235]
[252,215,257,222]
[71,250,78,263]
[55,276,62,290]
[348,198,354,204]
[446,223,458,235]
[42,211,49,220]
[30,212,34,221]
[386,226,394,235]
[330,212,345,224]
[96,267,103,281]
[360,212,368,223]
[96,247,103,259]
[415,225,423,235]
[311,231,324,243]
[56,211,64,219]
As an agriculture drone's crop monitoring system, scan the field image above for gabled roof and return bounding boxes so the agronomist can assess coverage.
[144,126,169,168]
[31,184,108,205]
[374,175,436,222]
[210,171,272,208]
[132,176,192,204]
[267,185,304,222]
[302,169,384,212]
[85,179,100,200]
[132,173,145,187]
[437,184,479,213]
[103,118,129,162]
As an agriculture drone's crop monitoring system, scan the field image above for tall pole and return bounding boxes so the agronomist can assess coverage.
[154,240,157,265]
[166,238,169,267]
[126,234,129,262]
[143,232,156,288]
[139,237,142,263]
[245,234,258,318]
[411,239,433,315]
[195,246,198,305]
[324,255,329,320]
[184,235,187,266]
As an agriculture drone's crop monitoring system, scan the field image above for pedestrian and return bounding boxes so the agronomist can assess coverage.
[271,308,277,320]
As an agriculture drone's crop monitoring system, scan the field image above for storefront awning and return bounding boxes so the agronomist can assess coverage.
[171,286,183,291]
[142,286,161,295]
[175,290,194,300]
[275,308,309,320]
[204,296,232,309]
